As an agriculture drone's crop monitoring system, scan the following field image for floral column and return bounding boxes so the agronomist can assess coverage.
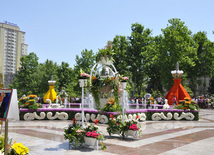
[120,76,128,123]
[79,72,90,128]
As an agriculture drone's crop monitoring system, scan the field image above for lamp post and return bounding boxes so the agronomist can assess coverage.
[79,79,87,128]
[121,81,127,123]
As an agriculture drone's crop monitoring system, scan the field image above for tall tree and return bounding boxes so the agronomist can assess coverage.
[72,49,95,96]
[144,35,163,93]
[127,23,153,97]
[9,53,40,96]
[112,36,129,76]
[160,18,197,90]
[190,31,214,95]
[38,60,59,96]
[57,62,73,91]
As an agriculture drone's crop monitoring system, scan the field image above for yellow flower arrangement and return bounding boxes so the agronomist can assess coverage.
[91,75,96,82]
[28,95,37,98]
[106,97,115,105]
[10,142,29,155]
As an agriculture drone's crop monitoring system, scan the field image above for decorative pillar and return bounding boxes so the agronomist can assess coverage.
[121,82,127,123]
[79,79,87,128]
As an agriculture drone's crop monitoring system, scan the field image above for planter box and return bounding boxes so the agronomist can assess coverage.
[84,137,99,150]
[98,57,112,65]
[125,130,139,139]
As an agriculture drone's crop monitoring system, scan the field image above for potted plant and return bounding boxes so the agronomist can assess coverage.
[64,120,85,148]
[90,75,120,110]
[96,41,114,64]
[84,124,106,150]
[64,119,106,150]
[102,97,122,112]
[119,75,128,89]
[123,120,141,138]
[106,114,122,136]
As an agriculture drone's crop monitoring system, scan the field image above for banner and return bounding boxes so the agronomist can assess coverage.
[0,89,13,121]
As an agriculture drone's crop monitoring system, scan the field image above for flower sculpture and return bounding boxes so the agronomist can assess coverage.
[18,95,42,110]
[174,97,200,111]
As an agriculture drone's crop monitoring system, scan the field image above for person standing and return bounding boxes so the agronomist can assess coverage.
[172,95,177,106]
[157,96,162,105]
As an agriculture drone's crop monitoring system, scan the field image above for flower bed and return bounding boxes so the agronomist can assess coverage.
[19,108,199,121]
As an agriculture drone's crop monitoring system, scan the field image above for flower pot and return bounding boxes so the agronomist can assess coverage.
[79,79,87,87]
[98,57,112,65]
[125,130,138,138]
[84,137,98,146]
[121,82,127,89]
[100,85,112,93]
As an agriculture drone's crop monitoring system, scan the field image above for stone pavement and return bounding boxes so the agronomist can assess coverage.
[3,109,214,155]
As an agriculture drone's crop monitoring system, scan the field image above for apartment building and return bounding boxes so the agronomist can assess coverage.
[0,21,28,88]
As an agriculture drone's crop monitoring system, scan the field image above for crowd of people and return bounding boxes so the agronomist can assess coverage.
[129,95,214,109]
[192,96,214,109]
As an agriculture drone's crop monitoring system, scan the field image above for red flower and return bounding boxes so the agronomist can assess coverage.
[136,115,139,119]
[129,124,139,131]
[110,114,114,119]
[73,118,76,125]
[95,119,98,124]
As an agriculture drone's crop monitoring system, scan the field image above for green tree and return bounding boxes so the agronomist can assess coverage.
[37,60,59,96]
[159,18,197,90]
[144,35,163,93]
[9,53,40,97]
[57,62,73,91]
[127,23,153,97]
[208,76,214,95]
[190,31,214,95]
[72,49,95,96]
[112,35,129,76]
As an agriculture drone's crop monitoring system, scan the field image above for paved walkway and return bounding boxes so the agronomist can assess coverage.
[3,109,214,155]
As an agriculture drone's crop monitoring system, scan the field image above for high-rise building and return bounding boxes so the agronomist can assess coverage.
[0,21,28,88]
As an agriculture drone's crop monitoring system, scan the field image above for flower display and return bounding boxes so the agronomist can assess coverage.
[0,135,29,155]
[102,97,122,112]
[85,130,99,138]
[174,97,200,111]
[80,73,90,79]
[120,76,128,82]
[107,115,141,138]
[64,123,106,150]
[129,124,139,131]
[18,95,42,110]
[95,41,114,63]
[10,142,29,155]
[89,75,120,110]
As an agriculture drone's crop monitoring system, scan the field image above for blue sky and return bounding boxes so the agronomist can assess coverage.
[1,0,214,68]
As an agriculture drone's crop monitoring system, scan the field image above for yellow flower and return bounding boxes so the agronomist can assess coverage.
[11,143,29,155]
[107,97,115,105]
[91,75,96,81]
[184,97,190,101]
[113,105,117,109]
[28,95,37,98]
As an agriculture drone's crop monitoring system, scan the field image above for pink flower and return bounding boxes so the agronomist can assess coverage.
[86,131,99,138]
[80,73,90,77]
[129,124,139,131]
[122,77,128,81]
